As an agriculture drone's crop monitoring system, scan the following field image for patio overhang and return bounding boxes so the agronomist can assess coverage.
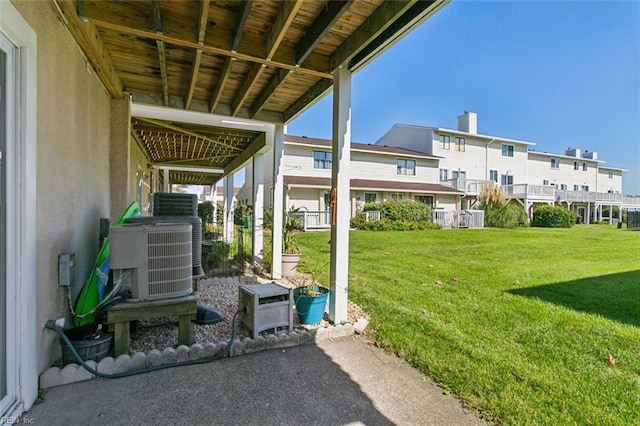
[52,0,450,323]
[52,0,449,183]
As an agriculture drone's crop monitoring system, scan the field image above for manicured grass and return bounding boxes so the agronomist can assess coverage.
[297,225,640,425]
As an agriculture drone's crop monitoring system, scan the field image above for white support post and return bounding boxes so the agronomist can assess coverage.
[152,167,159,193]
[212,183,218,225]
[163,168,170,192]
[329,66,351,324]
[252,153,265,265]
[223,174,234,243]
[271,125,285,279]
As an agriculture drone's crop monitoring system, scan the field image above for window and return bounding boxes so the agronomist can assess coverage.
[574,161,579,170]
[397,158,416,175]
[501,174,513,185]
[313,151,331,169]
[439,169,448,182]
[550,158,559,169]
[501,144,514,157]
[415,195,434,208]
[560,184,567,190]
[581,185,589,192]
[608,171,613,179]
[390,192,403,201]
[439,134,450,150]
[364,193,377,203]
[573,184,579,191]
[543,180,549,186]
[582,162,587,171]
[489,170,498,182]
[455,137,465,152]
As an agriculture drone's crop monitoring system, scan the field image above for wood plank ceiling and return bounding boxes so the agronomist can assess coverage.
[52,0,448,185]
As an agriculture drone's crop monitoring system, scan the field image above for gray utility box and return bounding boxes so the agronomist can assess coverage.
[238,283,293,338]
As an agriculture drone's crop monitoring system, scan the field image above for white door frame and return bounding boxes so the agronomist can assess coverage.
[0,0,37,417]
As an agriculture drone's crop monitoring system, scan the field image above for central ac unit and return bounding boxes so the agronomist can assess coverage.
[110,223,193,302]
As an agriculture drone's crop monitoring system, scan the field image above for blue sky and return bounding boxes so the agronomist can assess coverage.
[287,0,640,195]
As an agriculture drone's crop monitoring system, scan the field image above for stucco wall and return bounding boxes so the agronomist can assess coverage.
[130,136,152,213]
[12,1,113,373]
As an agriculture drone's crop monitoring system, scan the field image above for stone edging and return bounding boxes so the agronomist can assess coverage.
[40,323,355,390]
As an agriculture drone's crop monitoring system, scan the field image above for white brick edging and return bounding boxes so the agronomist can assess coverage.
[39,322,355,389]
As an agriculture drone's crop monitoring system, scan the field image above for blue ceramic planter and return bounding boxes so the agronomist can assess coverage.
[293,285,329,325]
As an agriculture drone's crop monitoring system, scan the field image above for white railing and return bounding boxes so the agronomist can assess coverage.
[442,179,492,195]
[433,210,485,229]
[363,211,381,222]
[503,184,555,198]
[290,211,332,230]
[623,196,640,206]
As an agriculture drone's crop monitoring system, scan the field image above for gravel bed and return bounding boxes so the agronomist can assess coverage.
[128,275,368,354]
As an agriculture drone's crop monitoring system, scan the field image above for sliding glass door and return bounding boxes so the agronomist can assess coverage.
[0,31,9,408]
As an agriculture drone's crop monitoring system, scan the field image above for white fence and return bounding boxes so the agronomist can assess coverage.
[433,210,485,229]
[290,211,332,230]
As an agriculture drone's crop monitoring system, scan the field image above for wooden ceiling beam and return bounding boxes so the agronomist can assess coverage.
[330,0,417,71]
[151,0,169,106]
[266,0,303,60]
[251,1,351,118]
[235,0,302,117]
[295,1,352,66]
[231,62,265,117]
[210,1,252,113]
[90,18,333,80]
[250,68,290,118]
[185,0,210,110]
[51,0,124,97]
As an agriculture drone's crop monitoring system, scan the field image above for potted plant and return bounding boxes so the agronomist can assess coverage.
[281,208,303,277]
[293,257,330,325]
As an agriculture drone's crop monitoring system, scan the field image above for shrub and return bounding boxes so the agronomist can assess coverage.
[532,205,576,228]
[233,204,252,225]
[350,215,440,231]
[482,201,528,228]
[207,240,231,269]
[363,200,432,222]
[197,201,214,233]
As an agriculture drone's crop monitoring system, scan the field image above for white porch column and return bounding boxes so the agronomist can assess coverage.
[252,153,265,265]
[223,174,234,243]
[163,168,170,192]
[152,167,160,193]
[271,125,285,278]
[329,66,351,324]
[212,183,218,225]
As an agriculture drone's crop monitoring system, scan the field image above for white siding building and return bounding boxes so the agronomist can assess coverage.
[238,111,637,225]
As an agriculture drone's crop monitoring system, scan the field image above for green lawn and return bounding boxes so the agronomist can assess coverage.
[297,225,640,425]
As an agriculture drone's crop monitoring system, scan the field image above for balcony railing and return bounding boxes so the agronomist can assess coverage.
[441,179,492,195]
[501,184,556,198]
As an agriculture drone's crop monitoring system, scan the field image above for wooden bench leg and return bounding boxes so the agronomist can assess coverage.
[178,314,194,346]
[113,321,130,356]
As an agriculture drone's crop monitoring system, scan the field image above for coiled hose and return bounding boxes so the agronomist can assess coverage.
[44,307,244,379]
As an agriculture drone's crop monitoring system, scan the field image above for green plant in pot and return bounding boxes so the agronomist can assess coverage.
[293,258,330,325]
[281,208,303,277]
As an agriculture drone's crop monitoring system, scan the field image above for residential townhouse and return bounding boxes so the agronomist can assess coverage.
[375,112,534,209]
[239,111,636,225]
[374,111,635,222]
[239,135,463,228]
